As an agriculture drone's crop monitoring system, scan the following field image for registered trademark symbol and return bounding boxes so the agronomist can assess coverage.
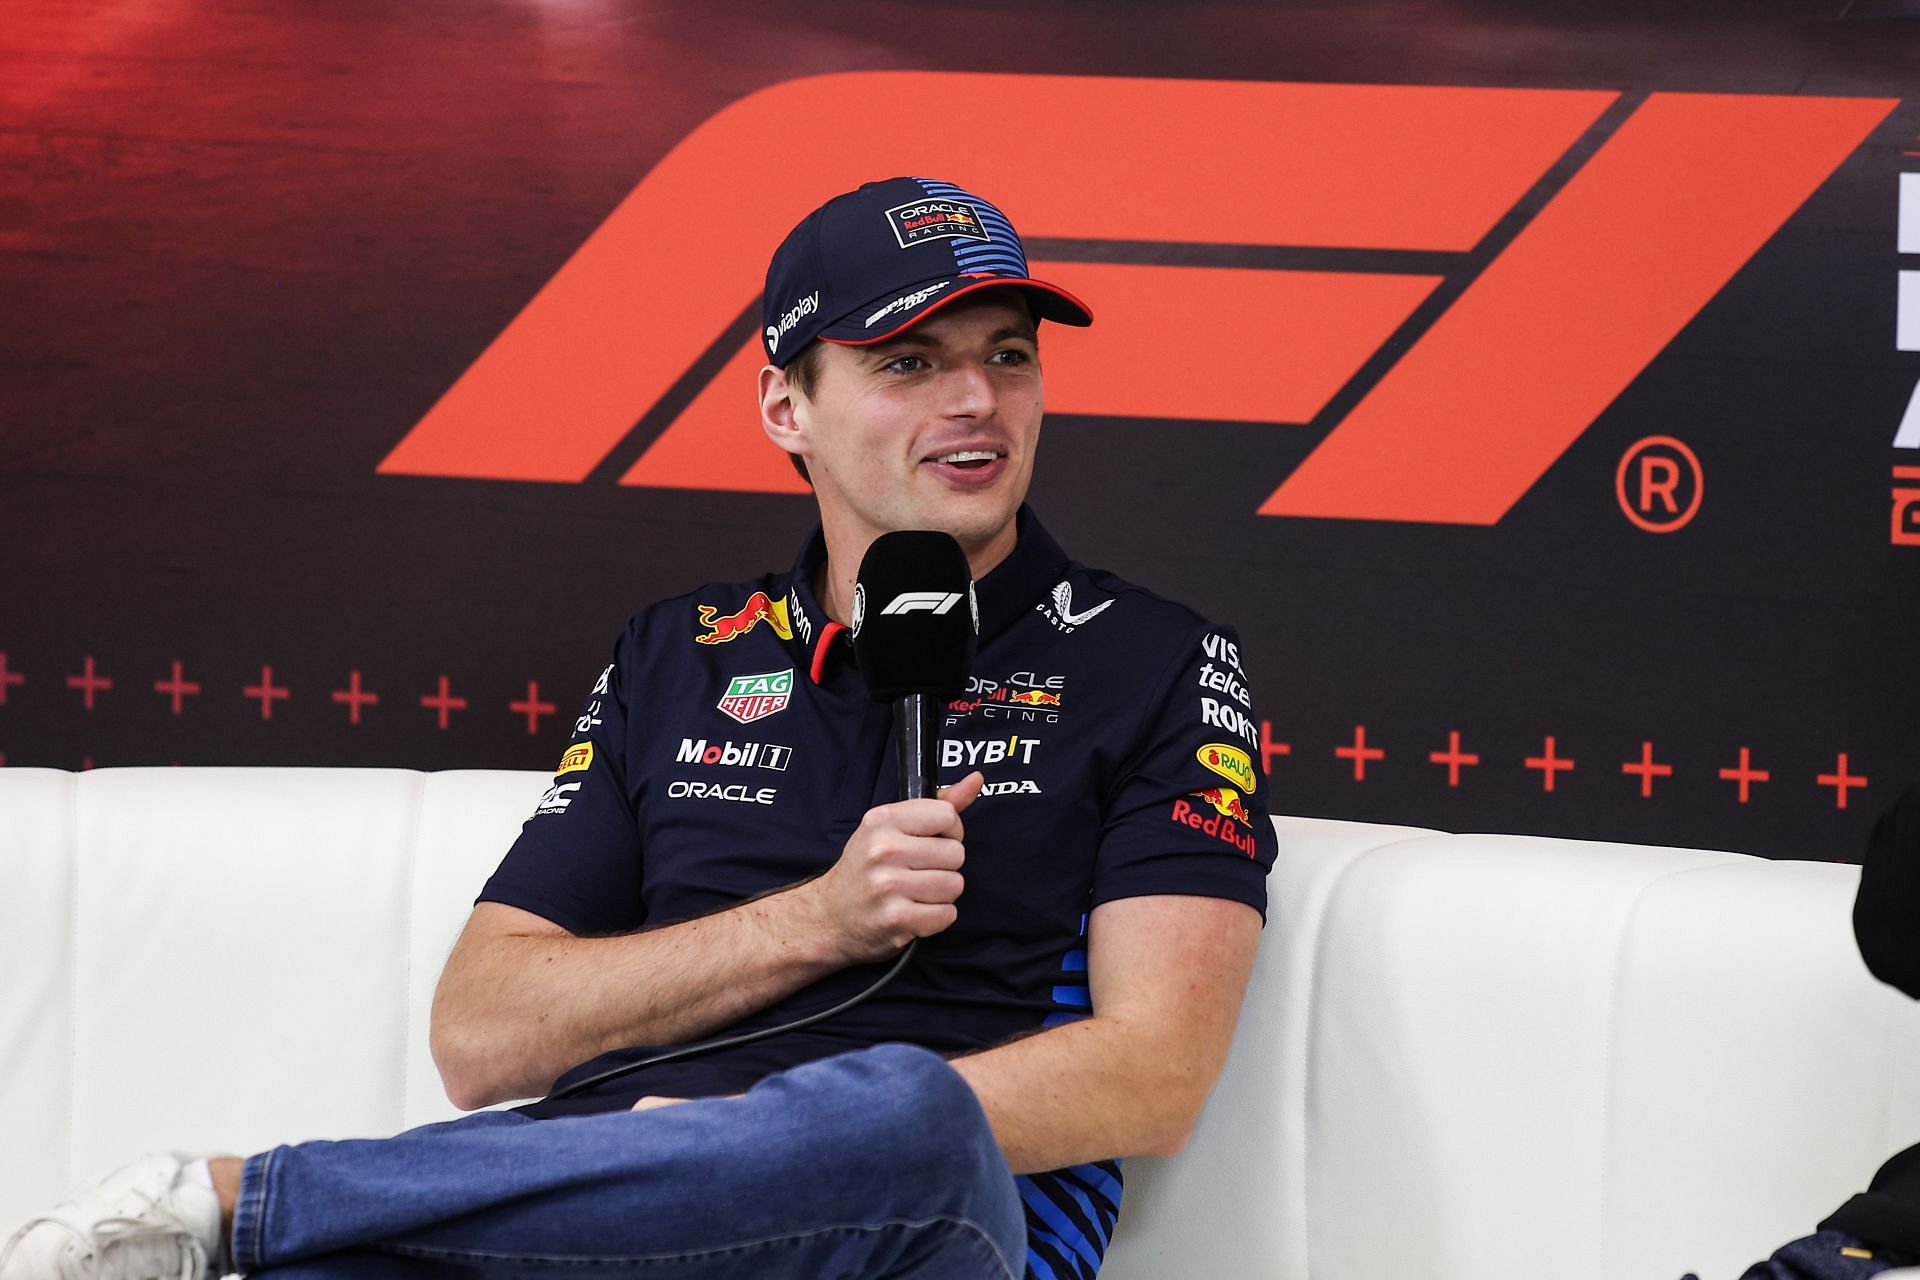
[1616,436,1703,533]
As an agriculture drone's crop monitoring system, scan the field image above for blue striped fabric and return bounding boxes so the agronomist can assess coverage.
[917,178,1031,278]
[1020,1161,1124,1280]
[1017,910,1121,1278]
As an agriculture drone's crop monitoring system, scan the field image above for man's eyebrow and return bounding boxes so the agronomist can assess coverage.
[864,332,937,353]
[857,322,1039,361]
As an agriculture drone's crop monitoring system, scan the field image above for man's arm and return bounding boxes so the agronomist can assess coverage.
[430,773,985,1110]
[947,892,1263,1174]
[432,895,838,1110]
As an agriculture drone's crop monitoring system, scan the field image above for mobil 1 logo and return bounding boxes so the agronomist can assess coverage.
[676,738,793,772]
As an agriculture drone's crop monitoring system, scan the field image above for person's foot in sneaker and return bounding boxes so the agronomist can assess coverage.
[0,1151,225,1279]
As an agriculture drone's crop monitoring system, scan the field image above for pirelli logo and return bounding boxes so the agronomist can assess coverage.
[377,73,1893,526]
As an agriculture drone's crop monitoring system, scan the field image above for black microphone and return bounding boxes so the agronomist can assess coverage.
[850,531,977,801]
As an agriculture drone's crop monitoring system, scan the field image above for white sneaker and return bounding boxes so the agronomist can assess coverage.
[0,1152,223,1280]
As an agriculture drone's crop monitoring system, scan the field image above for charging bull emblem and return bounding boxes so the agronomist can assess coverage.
[695,592,793,645]
[1193,786,1250,826]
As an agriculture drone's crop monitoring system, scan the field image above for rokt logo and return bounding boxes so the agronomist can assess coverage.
[377,74,1892,526]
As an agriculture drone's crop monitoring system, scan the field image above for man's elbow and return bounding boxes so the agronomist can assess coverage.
[431,1023,489,1111]
[438,1066,496,1113]
[430,1004,520,1111]
[1144,1120,1195,1158]
[1144,1097,1203,1157]
[1139,1063,1223,1157]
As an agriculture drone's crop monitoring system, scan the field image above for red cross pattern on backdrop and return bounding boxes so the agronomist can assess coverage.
[0,651,1886,822]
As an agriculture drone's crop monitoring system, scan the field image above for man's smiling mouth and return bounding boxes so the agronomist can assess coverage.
[934,450,1001,469]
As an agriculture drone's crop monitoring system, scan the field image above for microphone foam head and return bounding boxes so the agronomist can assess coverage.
[851,531,977,700]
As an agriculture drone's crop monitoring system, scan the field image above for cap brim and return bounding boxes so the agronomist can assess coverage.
[817,275,1093,347]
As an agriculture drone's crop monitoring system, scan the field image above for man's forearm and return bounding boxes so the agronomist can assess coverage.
[946,1014,1209,1175]
[432,774,992,1109]
[945,894,1262,1176]
[431,884,844,1109]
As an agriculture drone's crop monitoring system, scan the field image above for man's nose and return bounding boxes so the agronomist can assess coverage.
[941,362,997,418]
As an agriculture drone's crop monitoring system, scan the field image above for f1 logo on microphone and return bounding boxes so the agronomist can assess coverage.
[880,592,964,616]
[378,73,1893,526]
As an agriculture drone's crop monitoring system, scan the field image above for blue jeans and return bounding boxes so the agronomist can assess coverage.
[230,1044,1025,1278]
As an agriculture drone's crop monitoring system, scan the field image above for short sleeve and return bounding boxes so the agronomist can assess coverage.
[1092,624,1277,918]
[477,628,646,936]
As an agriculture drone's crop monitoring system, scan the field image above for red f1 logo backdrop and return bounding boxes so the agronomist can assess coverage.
[377,73,1894,525]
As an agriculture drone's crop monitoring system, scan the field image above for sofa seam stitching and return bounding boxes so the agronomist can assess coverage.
[1298,827,1443,1277]
[65,768,80,1198]
[1596,859,1738,1274]
[397,769,428,1130]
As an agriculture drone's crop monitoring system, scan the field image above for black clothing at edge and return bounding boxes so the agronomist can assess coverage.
[1819,784,1920,1255]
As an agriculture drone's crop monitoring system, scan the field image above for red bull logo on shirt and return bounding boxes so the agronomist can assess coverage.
[1006,690,1063,707]
[1171,787,1257,857]
[695,592,793,645]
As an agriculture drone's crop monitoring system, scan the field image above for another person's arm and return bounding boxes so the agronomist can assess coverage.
[1853,780,1920,999]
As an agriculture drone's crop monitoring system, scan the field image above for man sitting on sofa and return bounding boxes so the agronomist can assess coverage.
[1,177,1276,1279]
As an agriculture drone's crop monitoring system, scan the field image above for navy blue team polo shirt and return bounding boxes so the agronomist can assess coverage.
[478,505,1277,1280]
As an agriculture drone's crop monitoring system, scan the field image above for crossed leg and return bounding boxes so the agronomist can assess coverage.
[232,1044,1024,1279]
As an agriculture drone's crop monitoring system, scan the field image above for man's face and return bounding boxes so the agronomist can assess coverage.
[772,291,1043,563]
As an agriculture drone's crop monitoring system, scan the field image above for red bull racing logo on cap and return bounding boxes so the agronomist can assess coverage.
[1171,787,1258,857]
[886,199,989,248]
[695,592,793,645]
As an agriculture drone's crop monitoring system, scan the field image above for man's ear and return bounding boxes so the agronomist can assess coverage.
[759,364,807,464]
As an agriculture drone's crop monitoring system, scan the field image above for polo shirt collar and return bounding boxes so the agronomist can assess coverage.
[784,505,1068,678]
[972,506,1069,642]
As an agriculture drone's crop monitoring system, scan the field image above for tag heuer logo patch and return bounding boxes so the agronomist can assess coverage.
[718,668,794,724]
[886,199,990,248]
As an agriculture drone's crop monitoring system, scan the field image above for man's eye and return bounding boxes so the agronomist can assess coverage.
[883,355,927,374]
[990,348,1033,366]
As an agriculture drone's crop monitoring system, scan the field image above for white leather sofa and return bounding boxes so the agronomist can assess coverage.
[4,766,1918,1279]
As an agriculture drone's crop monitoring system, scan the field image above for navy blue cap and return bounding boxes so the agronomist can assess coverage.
[761,176,1093,368]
